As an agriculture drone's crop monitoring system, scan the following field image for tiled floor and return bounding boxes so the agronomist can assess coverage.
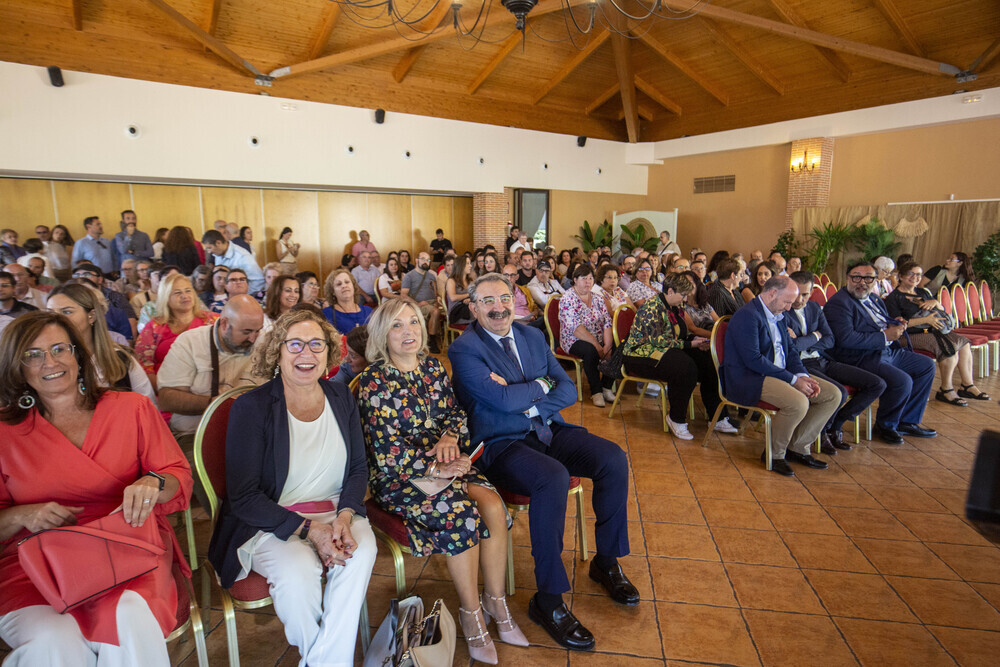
[5,365,1000,666]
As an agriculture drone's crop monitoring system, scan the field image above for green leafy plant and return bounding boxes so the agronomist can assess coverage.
[618,223,658,255]
[803,220,856,274]
[973,230,1000,292]
[852,217,900,262]
[573,219,617,251]
[770,229,800,259]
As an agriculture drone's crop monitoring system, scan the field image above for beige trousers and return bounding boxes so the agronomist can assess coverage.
[759,376,841,458]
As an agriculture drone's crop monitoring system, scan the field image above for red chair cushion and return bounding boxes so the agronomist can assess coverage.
[202,397,238,501]
[449,323,467,331]
[228,570,271,602]
[498,477,582,507]
[954,330,990,345]
[365,498,409,545]
[756,401,779,411]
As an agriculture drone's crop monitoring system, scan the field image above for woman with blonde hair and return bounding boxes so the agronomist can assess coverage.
[322,268,372,332]
[134,272,217,390]
[358,298,525,664]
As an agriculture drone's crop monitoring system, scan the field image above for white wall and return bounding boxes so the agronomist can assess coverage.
[0,61,647,196]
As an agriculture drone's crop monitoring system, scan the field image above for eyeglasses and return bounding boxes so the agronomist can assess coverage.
[906,272,923,278]
[72,271,98,279]
[636,267,652,272]
[283,338,328,354]
[226,277,247,283]
[675,265,690,270]
[22,342,75,367]
[502,273,518,279]
[848,275,877,284]
[477,295,514,306]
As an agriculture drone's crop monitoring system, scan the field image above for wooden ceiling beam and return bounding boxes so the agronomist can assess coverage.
[700,19,785,95]
[635,76,681,115]
[531,28,609,104]
[765,0,852,82]
[304,3,342,60]
[660,0,959,77]
[618,104,656,122]
[71,0,83,31]
[467,32,522,94]
[142,0,263,77]
[873,0,926,57]
[637,33,729,106]
[970,36,1000,74]
[584,82,619,115]
[271,0,592,80]
[393,45,426,83]
[203,0,222,35]
[609,12,639,143]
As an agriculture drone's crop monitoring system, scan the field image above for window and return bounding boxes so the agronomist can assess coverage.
[514,189,549,248]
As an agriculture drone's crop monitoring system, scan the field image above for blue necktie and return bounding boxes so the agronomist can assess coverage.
[500,337,552,445]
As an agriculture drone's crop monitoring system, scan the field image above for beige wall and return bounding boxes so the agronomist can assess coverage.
[548,190,649,252]
[0,178,474,277]
[829,118,1000,206]
[645,144,791,258]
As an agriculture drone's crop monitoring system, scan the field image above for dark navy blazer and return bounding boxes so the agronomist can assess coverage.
[448,321,582,471]
[208,377,368,588]
[782,301,835,358]
[722,297,807,406]
[824,287,903,367]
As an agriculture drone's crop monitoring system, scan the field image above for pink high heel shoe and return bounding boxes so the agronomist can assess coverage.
[481,592,529,647]
[459,606,498,665]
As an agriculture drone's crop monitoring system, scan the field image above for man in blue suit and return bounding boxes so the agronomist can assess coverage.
[785,271,885,452]
[449,273,635,652]
[824,262,937,445]
[724,275,841,476]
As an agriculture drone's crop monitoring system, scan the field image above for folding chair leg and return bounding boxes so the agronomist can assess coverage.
[688,395,695,421]
[607,380,628,418]
[184,508,198,571]
[221,589,241,667]
[762,414,773,471]
[574,487,588,562]
[575,363,583,402]
[815,434,822,454]
[359,600,371,655]
[853,415,861,445]
[660,388,668,433]
[866,406,872,441]
[506,515,516,596]
[702,405,725,448]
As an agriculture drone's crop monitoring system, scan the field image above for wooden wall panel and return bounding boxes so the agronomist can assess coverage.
[0,179,56,239]
[130,184,203,241]
[367,194,412,259]
[200,187,265,259]
[452,196,473,254]
[52,181,131,238]
[411,195,452,257]
[318,191,367,280]
[262,189,320,276]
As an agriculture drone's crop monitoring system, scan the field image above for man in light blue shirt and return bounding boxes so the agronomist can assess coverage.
[71,216,116,274]
[201,230,265,293]
[113,210,154,262]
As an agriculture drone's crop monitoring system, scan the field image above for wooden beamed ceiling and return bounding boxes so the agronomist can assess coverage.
[0,0,997,143]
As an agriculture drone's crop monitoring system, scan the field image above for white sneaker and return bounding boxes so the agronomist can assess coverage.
[644,383,661,397]
[603,388,617,402]
[714,417,739,434]
[591,393,606,407]
[666,416,694,440]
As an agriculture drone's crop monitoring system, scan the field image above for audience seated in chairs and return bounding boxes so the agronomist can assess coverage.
[625,258,661,308]
[446,255,476,324]
[263,274,302,329]
[742,261,775,303]
[331,325,369,386]
[592,263,633,318]
[323,268,373,334]
[707,258,744,318]
[680,269,718,337]
[208,309,376,665]
[559,263,616,407]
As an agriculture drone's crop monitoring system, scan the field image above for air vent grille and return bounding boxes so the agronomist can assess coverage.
[694,175,735,194]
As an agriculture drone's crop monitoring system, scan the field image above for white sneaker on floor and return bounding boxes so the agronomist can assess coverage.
[603,388,617,402]
[644,383,661,397]
[666,416,694,440]
[591,393,606,407]
[714,417,739,434]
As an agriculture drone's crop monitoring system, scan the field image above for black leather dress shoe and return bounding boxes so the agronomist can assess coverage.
[899,423,937,438]
[875,424,904,445]
[761,451,795,476]
[528,595,595,651]
[829,430,852,451]
[785,450,829,469]
[588,560,640,606]
[819,433,837,456]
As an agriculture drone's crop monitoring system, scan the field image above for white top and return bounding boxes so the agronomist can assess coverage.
[94,353,158,408]
[377,273,399,295]
[280,402,347,506]
[45,242,71,271]
[152,241,164,260]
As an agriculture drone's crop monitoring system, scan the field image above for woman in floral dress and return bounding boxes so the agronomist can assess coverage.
[357,298,526,665]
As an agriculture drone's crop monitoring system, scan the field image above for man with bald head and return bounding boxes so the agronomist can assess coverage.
[723,275,841,476]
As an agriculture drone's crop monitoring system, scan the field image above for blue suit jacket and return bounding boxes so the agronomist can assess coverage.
[448,321,581,470]
[722,298,807,406]
[824,287,902,367]
[782,301,835,359]
[208,377,368,588]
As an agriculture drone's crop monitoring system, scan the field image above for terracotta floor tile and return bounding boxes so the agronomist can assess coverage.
[637,494,705,525]
[656,602,760,666]
[872,447,940,468]
[833,618,955,666]
[688,474,755,501]
[583,519,646,556]
[862,485,949,513]
[573,554,653,601]
[761,502,844,535]
[782,533,876,573]
[807,482,881,509]
[699,498,772,530]
[571,653,666,666]
[805,570,916,622]
[971,582,1000,610]
[923,487,972,515]
[794,462,857,484]
[711,527,796,567]
[895,466,969,490]
[643,522,719,561]
[648,557,737,606]
[853,538,959,580]
[826,506,917,540]
[569,593,663,658]
[744,476,817,505]
[840,463,916,487]
[926,543,1000,583]
[725,563,826,614]
[830,446,888,467]
[633,454,685,473]
[743,609,857,667]
[885,576,1000,630]
[633,471,693,497]
[892,511,994,545]
[928,625,1000,667]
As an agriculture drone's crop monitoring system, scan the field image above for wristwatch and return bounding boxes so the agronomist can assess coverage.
[143,471,166,491]
[299,519,312,540]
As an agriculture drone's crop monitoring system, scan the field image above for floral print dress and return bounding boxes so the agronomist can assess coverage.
[357,357,508,557]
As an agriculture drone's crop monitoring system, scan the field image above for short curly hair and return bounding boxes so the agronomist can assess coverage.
[250,309,343,379]
[324,267,363,306]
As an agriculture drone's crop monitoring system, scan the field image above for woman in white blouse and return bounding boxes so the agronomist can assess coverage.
[276,227,300,275]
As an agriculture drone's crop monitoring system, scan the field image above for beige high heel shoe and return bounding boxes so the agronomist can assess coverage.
[458,606,498,665]
[481,592,529,647]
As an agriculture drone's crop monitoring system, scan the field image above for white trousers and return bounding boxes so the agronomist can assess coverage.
[0,590,169,667]
[251,517,377,667]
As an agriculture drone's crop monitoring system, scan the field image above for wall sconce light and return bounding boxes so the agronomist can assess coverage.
[791,148,819,174]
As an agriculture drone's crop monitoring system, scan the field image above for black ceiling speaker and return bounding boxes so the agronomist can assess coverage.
[577,136,587,148]
[47,66,64,87]
[374,108,385,124]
